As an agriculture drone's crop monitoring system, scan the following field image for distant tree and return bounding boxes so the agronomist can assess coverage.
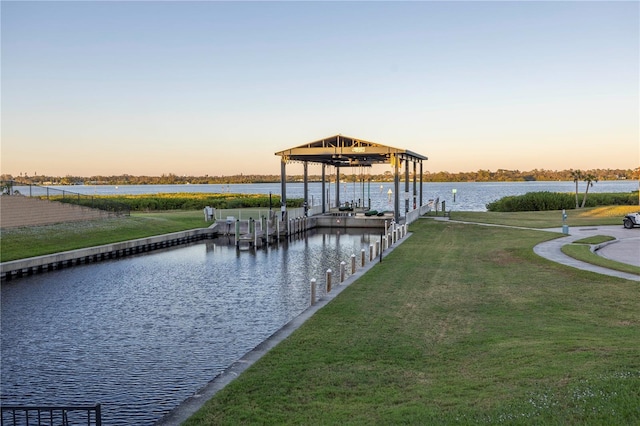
[581,173,598,208]
[632,166,640,206]
[1,181,13,195]
[570,169,584,208]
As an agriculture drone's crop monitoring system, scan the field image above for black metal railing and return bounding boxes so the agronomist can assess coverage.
[1,404,101,426]
[1,181,130,216]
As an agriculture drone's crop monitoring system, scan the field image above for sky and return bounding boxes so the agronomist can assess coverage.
[1,1,638,177]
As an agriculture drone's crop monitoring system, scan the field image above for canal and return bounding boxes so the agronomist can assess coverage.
[1,229,382,425]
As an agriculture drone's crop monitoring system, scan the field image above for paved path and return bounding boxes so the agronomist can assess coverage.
[428,218,639,281]
[533,225,640,281]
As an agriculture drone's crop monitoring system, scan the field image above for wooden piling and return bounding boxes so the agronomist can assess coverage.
[310,278,316,305]
[351,254,356,274]
[326,269,332,293]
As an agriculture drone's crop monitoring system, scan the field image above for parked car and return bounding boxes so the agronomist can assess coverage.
[623,212,640,229]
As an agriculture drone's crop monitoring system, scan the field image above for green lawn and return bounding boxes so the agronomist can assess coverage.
[448,205,638,228]
[185,219,640,425]
[0,211,207,262]
[561,243,640,276]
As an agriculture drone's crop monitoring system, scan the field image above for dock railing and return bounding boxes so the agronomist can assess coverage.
[1,404,101,426]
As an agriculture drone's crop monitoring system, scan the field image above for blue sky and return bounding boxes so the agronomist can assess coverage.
[2,1,638,177]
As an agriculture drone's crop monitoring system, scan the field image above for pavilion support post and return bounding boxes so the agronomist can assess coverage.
[321,164,326,213]
[280,159,287,216]
[419,162,423,208]
[405,157,410,214]
[303,161,309,210]
[335,165,340,209]
[394,158,400,223]
[413,161,417,210]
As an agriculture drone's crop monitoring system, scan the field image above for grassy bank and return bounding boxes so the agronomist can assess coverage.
[561,243,640,276]
[185,219,639,425]
[50,192,303,211]
[0,211,207,262]
[447,205,638,228]
[1,206,636,262]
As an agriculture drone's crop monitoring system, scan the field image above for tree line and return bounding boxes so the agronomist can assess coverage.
[2,167,638,186]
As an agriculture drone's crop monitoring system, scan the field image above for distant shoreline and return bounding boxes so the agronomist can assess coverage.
[2,167,638,186]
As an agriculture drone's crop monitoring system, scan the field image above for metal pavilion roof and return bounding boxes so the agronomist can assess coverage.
[274,134,427,168]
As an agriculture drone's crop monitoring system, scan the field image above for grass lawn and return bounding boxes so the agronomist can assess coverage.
[561,243,640,276]
[0,211,208,262]
[447,205,639,228]
[185,219,640,425]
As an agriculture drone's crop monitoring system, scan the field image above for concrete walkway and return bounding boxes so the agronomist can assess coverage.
[533,225,640,282]
[428,217,639,281]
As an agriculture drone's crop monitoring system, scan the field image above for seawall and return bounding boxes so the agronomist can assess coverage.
[1,228,217,281]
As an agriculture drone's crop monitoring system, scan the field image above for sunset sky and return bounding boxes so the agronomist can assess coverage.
[2,1,638,177]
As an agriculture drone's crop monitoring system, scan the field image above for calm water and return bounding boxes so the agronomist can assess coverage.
[16,181,639,211]
[1,230,380,425]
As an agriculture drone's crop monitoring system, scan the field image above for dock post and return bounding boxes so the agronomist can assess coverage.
[326,269,332,293]
[310,278,316,305]
[361,249,366,267]
[340,261,346,283]
[351,254,356,274]
[370,244,374,262]
[235,220,240,247]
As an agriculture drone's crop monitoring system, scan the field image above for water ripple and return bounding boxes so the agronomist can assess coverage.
[1,229,377,425]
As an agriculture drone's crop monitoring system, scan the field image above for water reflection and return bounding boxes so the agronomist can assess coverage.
[1,228,380,425]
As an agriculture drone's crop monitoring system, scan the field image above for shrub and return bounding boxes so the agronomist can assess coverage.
[50,193,304,211]
[487,191,637,212]
[486,192,574,212]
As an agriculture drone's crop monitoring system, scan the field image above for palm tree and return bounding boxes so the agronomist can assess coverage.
[632,166,640,206]
[570,169,583,208]
[581,173,598,208]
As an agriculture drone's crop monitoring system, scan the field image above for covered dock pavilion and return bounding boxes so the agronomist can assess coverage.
[275,135,428,223]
